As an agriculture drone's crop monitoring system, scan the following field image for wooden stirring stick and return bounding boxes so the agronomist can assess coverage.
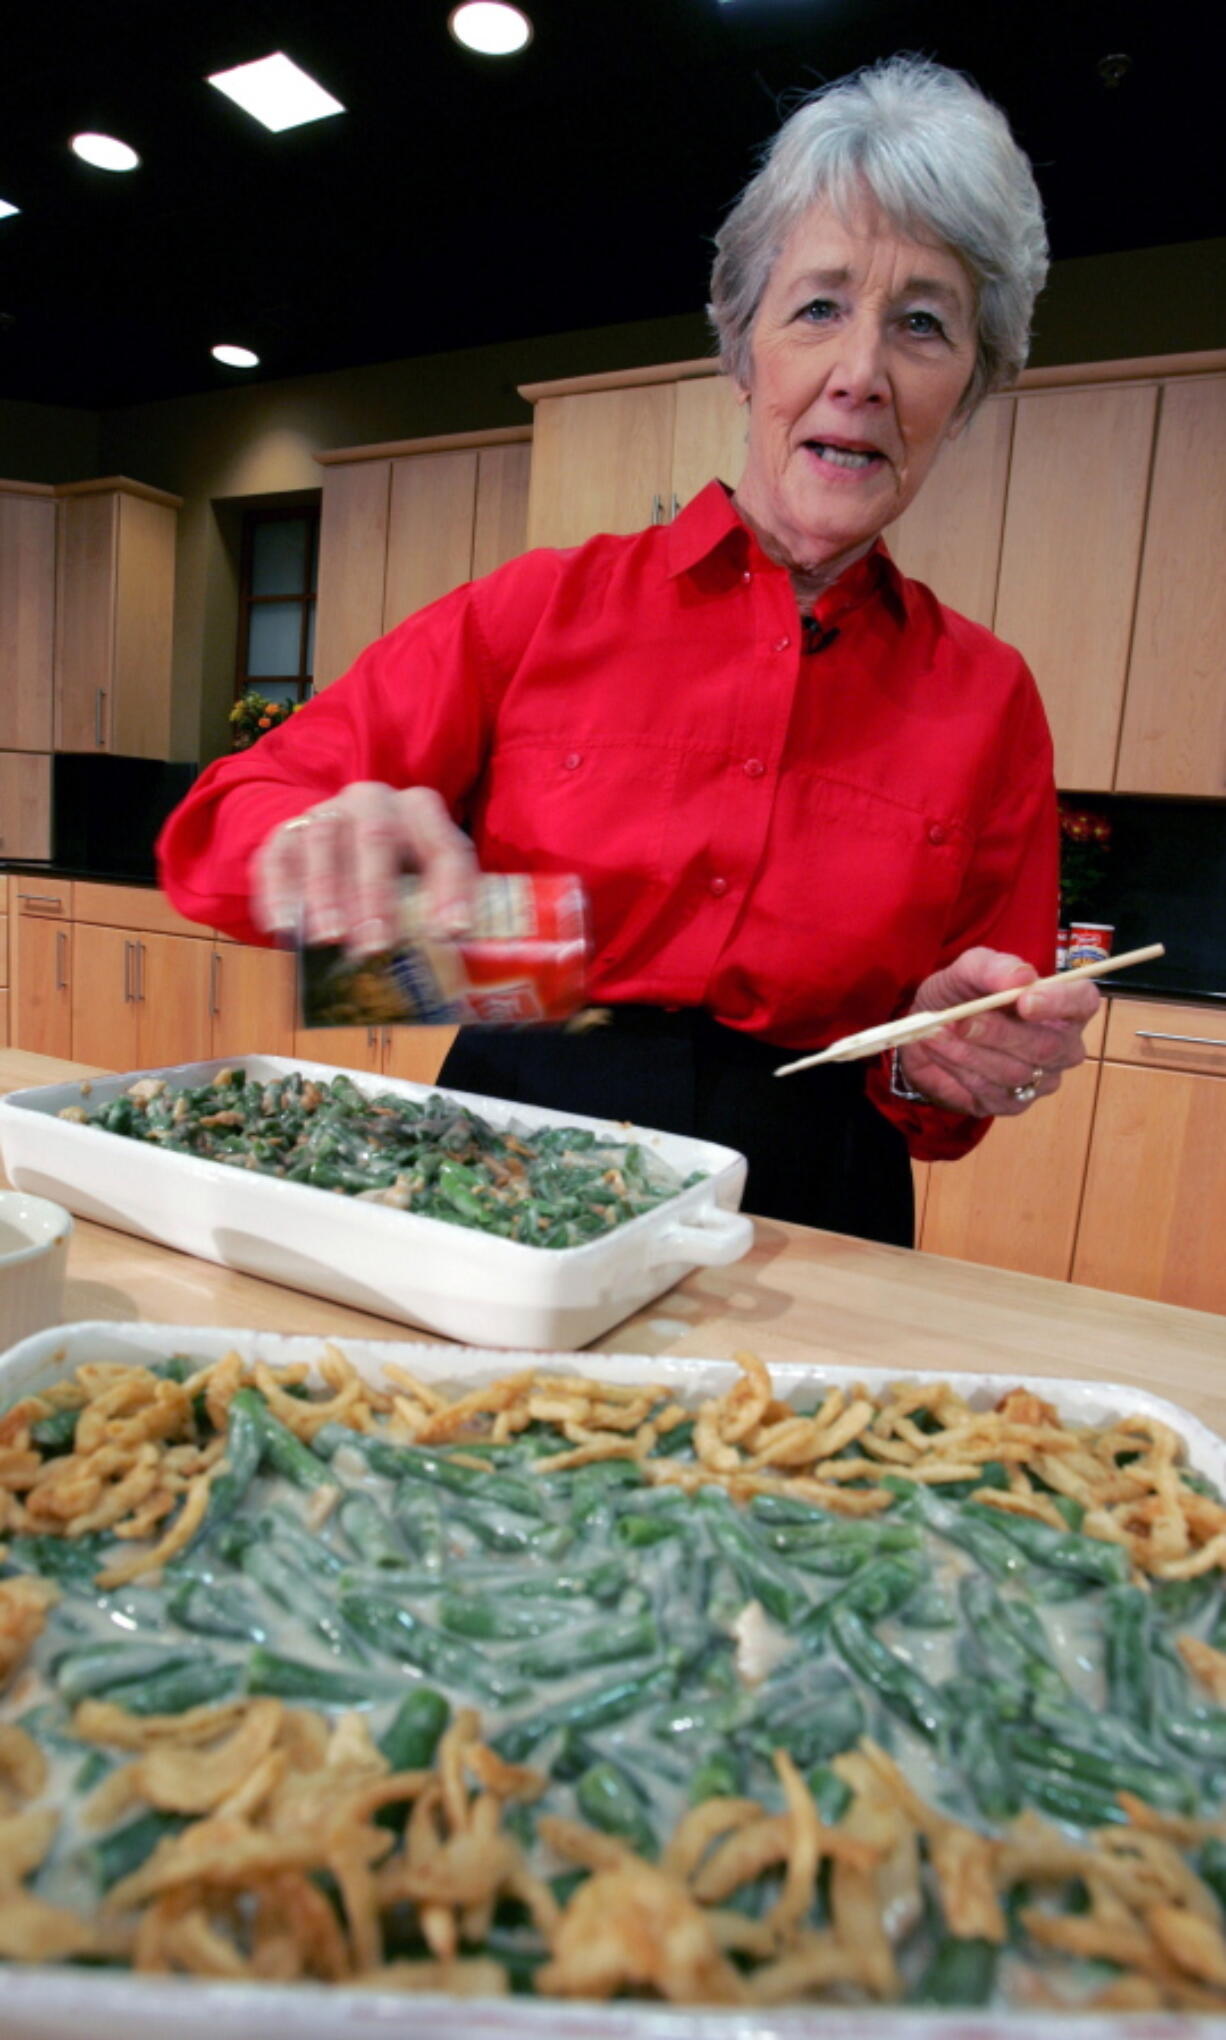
[774,943,1166,1077]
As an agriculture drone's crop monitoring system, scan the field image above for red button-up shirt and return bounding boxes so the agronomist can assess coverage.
[158,481,1058,1162]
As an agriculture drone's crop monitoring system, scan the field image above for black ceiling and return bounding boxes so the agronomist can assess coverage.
[2,0,1223,410]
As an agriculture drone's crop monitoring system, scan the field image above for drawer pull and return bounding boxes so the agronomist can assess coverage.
[1133,1030,1224,1048]
[17,893,63,908]
[95,688,107,747]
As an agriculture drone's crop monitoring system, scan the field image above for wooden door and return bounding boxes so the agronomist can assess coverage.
[14,914,73,1056]
[887,396,1013,626]
[0,753,52,860]
[136,932,214,1067]
[209,944,298,1059]
[294,1024,384,1075]
[0,490,56,751]
[526,384,676,549]
[314,459,392,689]
[54,491,117,752]
[70,922,140,1069]
[382,451,477,631]
[920,1058,1100,1280]
[1115,377,1226,795]
[471,443,531,579]
[381,1025,456,1088]
[1072,1064,1226,1313]
[111,493,176,759]
[993,385,1157,790]
[670,376,747,509]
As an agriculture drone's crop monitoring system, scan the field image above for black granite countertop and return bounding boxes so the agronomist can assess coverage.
[1,860,158,888]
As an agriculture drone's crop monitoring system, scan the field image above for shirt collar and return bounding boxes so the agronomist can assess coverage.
[666,478,907,625]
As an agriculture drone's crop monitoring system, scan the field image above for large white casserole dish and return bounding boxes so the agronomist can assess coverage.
[2,1320,1225,2040]
[0,1055,752,1349]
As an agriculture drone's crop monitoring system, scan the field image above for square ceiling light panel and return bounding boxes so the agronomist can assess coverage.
[207,53,345,133]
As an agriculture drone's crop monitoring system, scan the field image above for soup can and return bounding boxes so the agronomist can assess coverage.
[1067,921,1114,966]
[300,872,589,1028]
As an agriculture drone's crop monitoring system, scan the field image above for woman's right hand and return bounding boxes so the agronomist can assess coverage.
[252,782,479,956]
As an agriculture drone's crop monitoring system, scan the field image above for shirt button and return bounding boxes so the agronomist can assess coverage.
[773,635,791,653]
[743,758,765,778]
[741,569,752,585]
[563,752,583,770]
[928,823,947,845]
[708,876,729,898]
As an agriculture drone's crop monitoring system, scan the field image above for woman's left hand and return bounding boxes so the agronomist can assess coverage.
[896,946,1101,1118]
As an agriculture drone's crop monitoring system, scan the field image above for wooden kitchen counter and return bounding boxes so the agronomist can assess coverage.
[4,1049,1224,1438]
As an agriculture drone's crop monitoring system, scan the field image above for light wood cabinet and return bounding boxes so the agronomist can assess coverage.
[887,396,1013,628]
[522,364,746,550]
[993,385,1158,790]
[1115,376,1226,796]
[293,1021,455,1087]
[12,908,72,1057]
[1072,1062,1226,1314]
[72,922,214,1070]
[70,922,141,1070]
[0,484,57,752]
[0,752,52,860]
[920,1057,1101,1280]
[53,478,181,756]
[208,944,297,1059]
[313,430,532,688]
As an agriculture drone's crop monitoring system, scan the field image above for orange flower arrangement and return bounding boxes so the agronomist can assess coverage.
[230,690,303,750]
[1058,800,1113,918]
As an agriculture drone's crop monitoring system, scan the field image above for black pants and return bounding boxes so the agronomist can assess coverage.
[438,1006,914,1247]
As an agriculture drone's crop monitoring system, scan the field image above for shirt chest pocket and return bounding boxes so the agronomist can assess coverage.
[471,738,683,929]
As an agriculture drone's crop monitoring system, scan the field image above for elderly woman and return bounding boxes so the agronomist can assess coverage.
[159,56,1098,1246]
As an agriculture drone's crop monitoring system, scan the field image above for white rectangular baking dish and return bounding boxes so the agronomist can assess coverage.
[0,1055,751,1350]
[2,1320,1224,2040]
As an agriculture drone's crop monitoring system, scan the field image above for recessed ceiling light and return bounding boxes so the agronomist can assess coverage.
[212,344,260,369]
[71,133,140,172]
[207,52,345,132]
[0,199,19,220]
[449,3,533,56]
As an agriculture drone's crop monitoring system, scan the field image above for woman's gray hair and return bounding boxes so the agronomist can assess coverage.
[709,56,1049,410]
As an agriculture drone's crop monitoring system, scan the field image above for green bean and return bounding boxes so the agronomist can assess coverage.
[912,1935,999,2007]
[576,1761,656,1857]
[5,1532,109,1587]
[168,1576,268,1643]
[245,1647,404,1706]
[511,1612,657,1683]
[829,1608,951,1740]
[53,1642,205,1705]
[1007,1730,1196,1815]
[903,1490,1028,1581]
[495,1664,676,1762]
[615,1513,685,1548]
[105,1658,242,1716]
[230,1388,334,1493]
[798,1554,926,1640]
[85,1810,188,1891]
[1150,1575,1220,1628]
[1104,1584,1154,1732]
[338,1590,525,1702]
[1012,1764,1129,1828]
[337,1491,409,1568]
[963,1503,1129,1585]
[689,1750,742,1804]
[339,1436,545,1518]
[29,1406,80,1453]
[1197,1838,1226,1909]
[952,1709,1022,1822]
[697,1493,812,1625]
[196,1391,264,1535]
[379,1684,448,1771]
[807,1765,852,1827]
[437,1592,578,1641]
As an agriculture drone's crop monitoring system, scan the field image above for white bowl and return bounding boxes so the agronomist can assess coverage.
[0,1188,72,1355]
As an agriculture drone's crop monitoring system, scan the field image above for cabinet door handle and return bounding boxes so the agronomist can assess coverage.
[135,940,145,1003]
[671,494,681,520]
[209,952,222,1018]
[123,940,134,1003]
[95,689,107,747]
[649,494,665,525]
[367,1027,380,1053]
[55,930,69,992]
[1133,1029,1224,1048]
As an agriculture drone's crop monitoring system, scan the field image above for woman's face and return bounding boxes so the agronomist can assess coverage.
[734,198,979,572]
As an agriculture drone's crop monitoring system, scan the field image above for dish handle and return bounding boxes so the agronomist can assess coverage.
[643,1206,754,1269]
